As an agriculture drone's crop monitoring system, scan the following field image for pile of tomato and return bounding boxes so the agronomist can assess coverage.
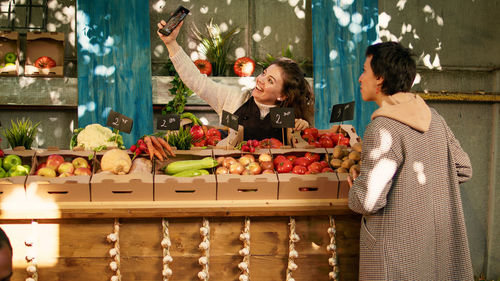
[300,128,350,148]
[190,125,222,147]
[273,152,333,174]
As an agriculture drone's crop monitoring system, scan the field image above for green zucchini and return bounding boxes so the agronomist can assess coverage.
[172,169,209,177]
[164,157,218,175]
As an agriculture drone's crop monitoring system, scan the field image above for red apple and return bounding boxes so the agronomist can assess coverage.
[72,157,89,169]
[74,167,91,176]
[37,167,57,177]
[46,154,64,170]
[57,162,75,175]
[194,59,212,76]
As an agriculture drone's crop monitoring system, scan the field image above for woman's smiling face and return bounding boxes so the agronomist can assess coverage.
[251,64,286,105]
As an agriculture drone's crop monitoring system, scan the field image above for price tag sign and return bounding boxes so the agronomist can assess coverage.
[330,101,355,123]
[157,114,180,130]
[106,110,133,133]
[221,110,239,131]
[270,107,295,128]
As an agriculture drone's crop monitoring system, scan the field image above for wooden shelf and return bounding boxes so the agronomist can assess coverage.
[0,199,353,220]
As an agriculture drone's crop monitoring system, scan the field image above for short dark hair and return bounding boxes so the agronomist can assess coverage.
[0,228,11,252]
[366,42,416,95]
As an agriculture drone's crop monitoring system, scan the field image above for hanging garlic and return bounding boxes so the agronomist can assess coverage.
[163,255,173,263]
[161,238,171,248]
[286,217,300,281]
[239,247,250,256]
[109,248,118,258]
[238,217,251,280]
[199,256,208,265]
[327,216,340,280]
[162,219,173,281]
[162,267,173,277]
[198,218,210,280]
[26,265,37,274]
[107,219,121,281]
[107,233,118,243]
[25,220,38,281]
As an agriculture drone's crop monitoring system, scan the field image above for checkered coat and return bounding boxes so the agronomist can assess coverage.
[349,108,473,280]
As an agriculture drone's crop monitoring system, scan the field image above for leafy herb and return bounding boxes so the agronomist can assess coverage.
[167,126,192,150]
[1,118,40,149]
[69,128,84,149]
[162,59,193,115]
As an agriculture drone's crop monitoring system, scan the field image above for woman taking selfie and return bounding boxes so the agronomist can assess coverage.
[157,20,314,141]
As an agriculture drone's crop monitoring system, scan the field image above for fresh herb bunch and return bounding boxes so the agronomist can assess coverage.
[167,126,192,150]
[191,19,240,76]
[162,59,193,115]
[1,118,40,149]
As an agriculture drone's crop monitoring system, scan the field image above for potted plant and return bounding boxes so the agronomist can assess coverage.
[1,118,40,149]
[191,19,240,76]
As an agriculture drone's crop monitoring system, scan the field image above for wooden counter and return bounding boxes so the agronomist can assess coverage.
[1,199,361,281]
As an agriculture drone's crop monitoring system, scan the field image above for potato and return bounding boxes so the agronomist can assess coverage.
[330,158,342,168]
[349,164,360,177]
[336,167,348,173]
[332,145,348,159]
[352,142,362,153]
[348,151,361,162]
[341,159,355,170]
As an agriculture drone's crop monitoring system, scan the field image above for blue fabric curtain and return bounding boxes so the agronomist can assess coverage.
[76,0,153,147]
[312,0,378,137]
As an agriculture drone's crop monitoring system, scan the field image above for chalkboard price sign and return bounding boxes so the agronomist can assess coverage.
[221,110,239,131]
[106,110,133,133]
[157,114,180,130]
[270,107,295,128]
[330,101,355,123]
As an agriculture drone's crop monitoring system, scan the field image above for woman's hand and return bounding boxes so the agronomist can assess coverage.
[294,118,309,131]
[157,20,183,46]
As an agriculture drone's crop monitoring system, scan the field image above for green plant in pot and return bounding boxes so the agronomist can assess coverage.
[191,19,240,76]
[1,118,40,149]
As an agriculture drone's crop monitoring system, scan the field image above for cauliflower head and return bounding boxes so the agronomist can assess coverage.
[76,124,119,150]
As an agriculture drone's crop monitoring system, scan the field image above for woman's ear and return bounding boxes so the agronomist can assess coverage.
[277,95,287,102]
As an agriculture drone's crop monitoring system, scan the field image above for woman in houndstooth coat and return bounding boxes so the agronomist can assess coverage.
[348,42,473,280]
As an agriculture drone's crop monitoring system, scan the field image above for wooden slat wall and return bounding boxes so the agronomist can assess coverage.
[2,215,360,281]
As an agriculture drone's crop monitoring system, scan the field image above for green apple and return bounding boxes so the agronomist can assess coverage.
[0,167,6,178]
[3,155,22,171]
[8,165,29,177]
[23,164,32,174]
[4,52,17,64]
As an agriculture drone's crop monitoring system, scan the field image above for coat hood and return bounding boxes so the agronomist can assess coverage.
[371,92,431,132]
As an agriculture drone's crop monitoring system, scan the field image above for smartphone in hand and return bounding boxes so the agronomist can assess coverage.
[158,6,190,36]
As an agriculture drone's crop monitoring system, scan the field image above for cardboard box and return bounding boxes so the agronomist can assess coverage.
[26,150,93,202]
[277,173,340,200]
[25,32,64,77]
[214,151,278,200]
[0,31,20,76]
[154,150,216,201]
[91,152,154,202]
[336,173,350,199]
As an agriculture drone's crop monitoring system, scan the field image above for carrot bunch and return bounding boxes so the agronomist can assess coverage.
[130,135,175,161]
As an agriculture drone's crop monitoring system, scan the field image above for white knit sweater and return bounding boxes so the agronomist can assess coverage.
[169,48,251,122]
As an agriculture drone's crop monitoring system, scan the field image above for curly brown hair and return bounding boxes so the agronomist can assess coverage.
[271,57,315,125]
